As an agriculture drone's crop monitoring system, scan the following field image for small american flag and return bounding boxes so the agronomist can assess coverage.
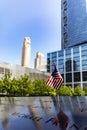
[46,66,63,89]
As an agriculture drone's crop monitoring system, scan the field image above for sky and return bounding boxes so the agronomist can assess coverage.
[0,0,61,68]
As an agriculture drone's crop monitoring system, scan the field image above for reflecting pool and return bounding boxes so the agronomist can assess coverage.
[0,96,87,130]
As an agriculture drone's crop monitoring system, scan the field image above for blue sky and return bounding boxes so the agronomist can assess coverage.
[0,0,61,68]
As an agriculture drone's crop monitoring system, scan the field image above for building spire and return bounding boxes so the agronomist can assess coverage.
[21,37,31,68]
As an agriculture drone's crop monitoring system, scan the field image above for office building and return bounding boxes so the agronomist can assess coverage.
[47,0,87,89]
[47,44,87,89]
[34,52,46,71]
[61,0,87,49]
[21,37,31,67]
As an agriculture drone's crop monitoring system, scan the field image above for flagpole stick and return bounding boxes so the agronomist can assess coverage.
[46,63,63,112]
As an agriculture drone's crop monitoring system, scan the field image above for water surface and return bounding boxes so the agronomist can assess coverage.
[0,96,87,130]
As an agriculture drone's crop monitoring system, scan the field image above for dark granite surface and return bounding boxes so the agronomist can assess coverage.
[0,96,87,130]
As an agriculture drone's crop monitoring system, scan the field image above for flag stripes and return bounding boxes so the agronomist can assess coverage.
[46,66,63,89]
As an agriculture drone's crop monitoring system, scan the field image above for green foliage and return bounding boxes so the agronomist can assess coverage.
[57,86,74,96]
[74,86,85,96]
[0,79,5,93]
[1,72,12,94]
[84,86,87,96]
[0,72,86,96]
[17,74,32,96]
[32,79,57,96]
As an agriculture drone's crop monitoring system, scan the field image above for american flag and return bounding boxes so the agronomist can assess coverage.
[46,66,63,89]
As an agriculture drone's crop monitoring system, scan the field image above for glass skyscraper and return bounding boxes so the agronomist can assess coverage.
[61,0,87,49]
[47,44,87,89]
[47,0,87,89]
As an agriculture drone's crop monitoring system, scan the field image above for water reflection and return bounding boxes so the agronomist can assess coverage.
[2,118,9,129]
[0,96,87,130]
[40,97,52,115]
[28,99,43,130]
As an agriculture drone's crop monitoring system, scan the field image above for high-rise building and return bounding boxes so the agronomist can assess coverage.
[61,0,87,49]
[21,37,31,67]
[47,0,87,89]
[34,52,46,71]
[47,44,87,89]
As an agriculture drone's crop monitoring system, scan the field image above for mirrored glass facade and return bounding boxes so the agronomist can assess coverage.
[47,0,87,89]
[47,44,87,89]
[61,0,87,49]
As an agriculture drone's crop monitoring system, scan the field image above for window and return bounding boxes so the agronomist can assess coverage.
[58,51,64,57]
[82,65,87,71]
[82,71,87,81]
[74,72,80,82]
[81,50,87,56]
[65,49,71,55]
[73,47,79,53]
[66,73,72,82]
[58,59,64,65]
[65,59,72,72]
[82,44,87,51]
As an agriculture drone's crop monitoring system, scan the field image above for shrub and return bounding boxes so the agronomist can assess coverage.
[74,86,85,96]
[84,86,87,96]
[0,72,86,96]
[57,86,74,96]
[32,79,57,96]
